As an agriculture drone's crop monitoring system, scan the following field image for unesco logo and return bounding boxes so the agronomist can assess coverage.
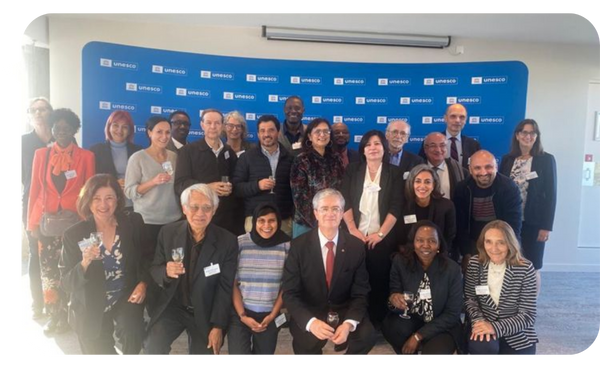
[401,97,433,105]
[472,76,508,85]
[152,65,187,76]
[425,78,458,86]
[100,58,138,70]
[334,78,366,86]
[224,92,256,101]
[422,117,445,124]
[447,96,481,104]
[100,59,112,67]
[126,82,162,94]
[100,101,136,111]
[202,71,234,80]
[470,116,504,124]
[388,116,410,123]
[151,106,183,115]
[333,116,365,124]
[379,78,411,86]
[377,116,387,124]
[245,113,256,121]
[312,96,343,104]
[268,95,289,103]
[291,76,322,85]
[247,74,279,83]
[176,88,210,98]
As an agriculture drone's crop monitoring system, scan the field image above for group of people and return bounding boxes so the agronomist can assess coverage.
[21,95,556,355]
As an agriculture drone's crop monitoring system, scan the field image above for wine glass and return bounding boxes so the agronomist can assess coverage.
[172,247,184,263]
[162,161,174,176]
[269,175,276,194]
[399,291,414,319]
[326,311,339,329]
[90,232,104,260]
[221,176,229,183]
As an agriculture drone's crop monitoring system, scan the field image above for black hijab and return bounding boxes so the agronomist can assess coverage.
[250,203,291,247]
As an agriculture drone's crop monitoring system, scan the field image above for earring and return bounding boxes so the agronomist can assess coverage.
[306,139,312,147]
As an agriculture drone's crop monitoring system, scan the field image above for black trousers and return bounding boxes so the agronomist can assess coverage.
[142,223,165,317]
[469,337,536,355]
[26,230,44,313]
[382,312,458,354]
[227,309,279,354]
[289,315,375,354]
[78,299,145,354]
[365,237,394,327]
[144,304,214,354]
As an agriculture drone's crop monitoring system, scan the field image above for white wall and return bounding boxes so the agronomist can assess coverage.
[47,16,600,271]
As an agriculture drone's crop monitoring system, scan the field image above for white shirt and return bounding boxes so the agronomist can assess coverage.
[488,262,507,307]
[428,160,451,199]
[445,130,463,163]
[358,164,382,236]
[305,229,359,333]
[211,139,224,158]
[172,137,184,150]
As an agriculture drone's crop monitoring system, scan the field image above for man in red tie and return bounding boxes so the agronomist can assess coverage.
[443,103,482,168]
[282,188,375,354]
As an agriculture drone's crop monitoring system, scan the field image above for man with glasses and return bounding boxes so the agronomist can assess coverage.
[385,120,424,183]
[423,132,468,201]
[232,115,294,236]
[166,110,191,153]
[332,122,360,168]
[22,97,53,320]
[145,184,238,354]
[283,189,375,354]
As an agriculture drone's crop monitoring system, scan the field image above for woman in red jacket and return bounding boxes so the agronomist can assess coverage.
[28,108,95,334]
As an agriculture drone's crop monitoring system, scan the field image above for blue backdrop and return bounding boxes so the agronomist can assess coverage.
[82,41,528,157]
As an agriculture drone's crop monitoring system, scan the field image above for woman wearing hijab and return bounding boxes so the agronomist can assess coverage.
[227,203,291,354]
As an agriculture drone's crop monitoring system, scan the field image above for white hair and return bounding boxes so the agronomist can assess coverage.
[312,188,345,211]
[180,183,219,209]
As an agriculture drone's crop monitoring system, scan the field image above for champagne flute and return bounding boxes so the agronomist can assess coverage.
[221,176,229,183]
[162,161,174,176]
[326,311,340,329]
[269,175,276,194]
[399,291,414,319]
[172,247,184,263]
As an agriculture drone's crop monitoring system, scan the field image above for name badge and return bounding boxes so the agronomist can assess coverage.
[292,142,302,150]
[77,238,93,252]
[525,171,538,180]
[404,214,417,224]
[224,151,230,160]
[365,183,381,193]
[204,263,221,277]
[65,170,77,180]
[403,171,410,180]
[419,288,432,299]
[275,313,287,328]
[475,285,490,295]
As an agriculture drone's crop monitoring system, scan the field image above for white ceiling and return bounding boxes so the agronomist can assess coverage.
[50,13,599,46]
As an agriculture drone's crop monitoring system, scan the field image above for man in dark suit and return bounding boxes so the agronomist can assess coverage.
[423,132,468,200]
[332,122,360,168]
[282,188,375,354]
[144,184,238,354]
[385,120,424,183]
[278,96,306,156]
[418,103,481,168]
[166,110,191,153]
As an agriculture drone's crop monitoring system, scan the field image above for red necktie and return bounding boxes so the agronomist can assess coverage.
[450,137,459,162]
[325,241,335,289]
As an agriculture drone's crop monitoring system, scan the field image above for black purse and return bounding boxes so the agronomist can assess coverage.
[39,148,79,237]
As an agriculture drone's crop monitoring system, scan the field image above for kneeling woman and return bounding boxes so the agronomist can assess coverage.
[464,220,538,354]
[382,220,463,354]
[227,203,291,354]
[60,174,150,354]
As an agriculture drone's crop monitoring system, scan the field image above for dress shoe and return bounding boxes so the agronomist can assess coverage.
[32,309,45,320]
[43,317,59,335]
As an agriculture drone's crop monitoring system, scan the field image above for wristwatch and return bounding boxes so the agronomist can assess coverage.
[377,232,384,239]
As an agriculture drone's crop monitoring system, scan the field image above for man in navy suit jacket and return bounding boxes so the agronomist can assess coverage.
[282,189,375,354]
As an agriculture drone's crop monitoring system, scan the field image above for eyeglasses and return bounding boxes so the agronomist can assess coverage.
[28,107,50,114]
[312,129,331,136]
[518,131,538,138]
[226,123,243,130]
[171,119,190,127]
[425,143,447,149]
[186,204,214,213]
[317,206,342,215]
[387,130,408,137]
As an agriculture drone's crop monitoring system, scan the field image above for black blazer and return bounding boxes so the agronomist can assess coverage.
[89,140,142,178]
[341,161,403,233]
[397,197,456,248]
[499,152,557,230]
[149,221,238,340]
[282,229,370,329]
[418,132,482,169]
[174,139,243,235]
[439,158,469,200]
[389,254,463,342]
[347,148,361,164]
[59,211,150,339]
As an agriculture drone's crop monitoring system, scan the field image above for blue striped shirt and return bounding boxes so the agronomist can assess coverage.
[236,233,290,313]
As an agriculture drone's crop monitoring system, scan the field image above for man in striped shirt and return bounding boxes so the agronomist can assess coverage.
[453,150,522,273]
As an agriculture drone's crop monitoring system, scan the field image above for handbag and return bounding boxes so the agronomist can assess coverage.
[39,147,80,237]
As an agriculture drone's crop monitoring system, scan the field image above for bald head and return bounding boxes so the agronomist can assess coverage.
[423,132,447,166]
[386,120,411,154]
[469,150,497,188]
[444,104,467,137]
[332,122,350,150]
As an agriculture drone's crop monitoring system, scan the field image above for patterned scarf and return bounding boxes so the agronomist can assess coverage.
[49,142,74,176]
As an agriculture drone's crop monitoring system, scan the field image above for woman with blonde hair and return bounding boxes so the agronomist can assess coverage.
[464,220,538,354]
